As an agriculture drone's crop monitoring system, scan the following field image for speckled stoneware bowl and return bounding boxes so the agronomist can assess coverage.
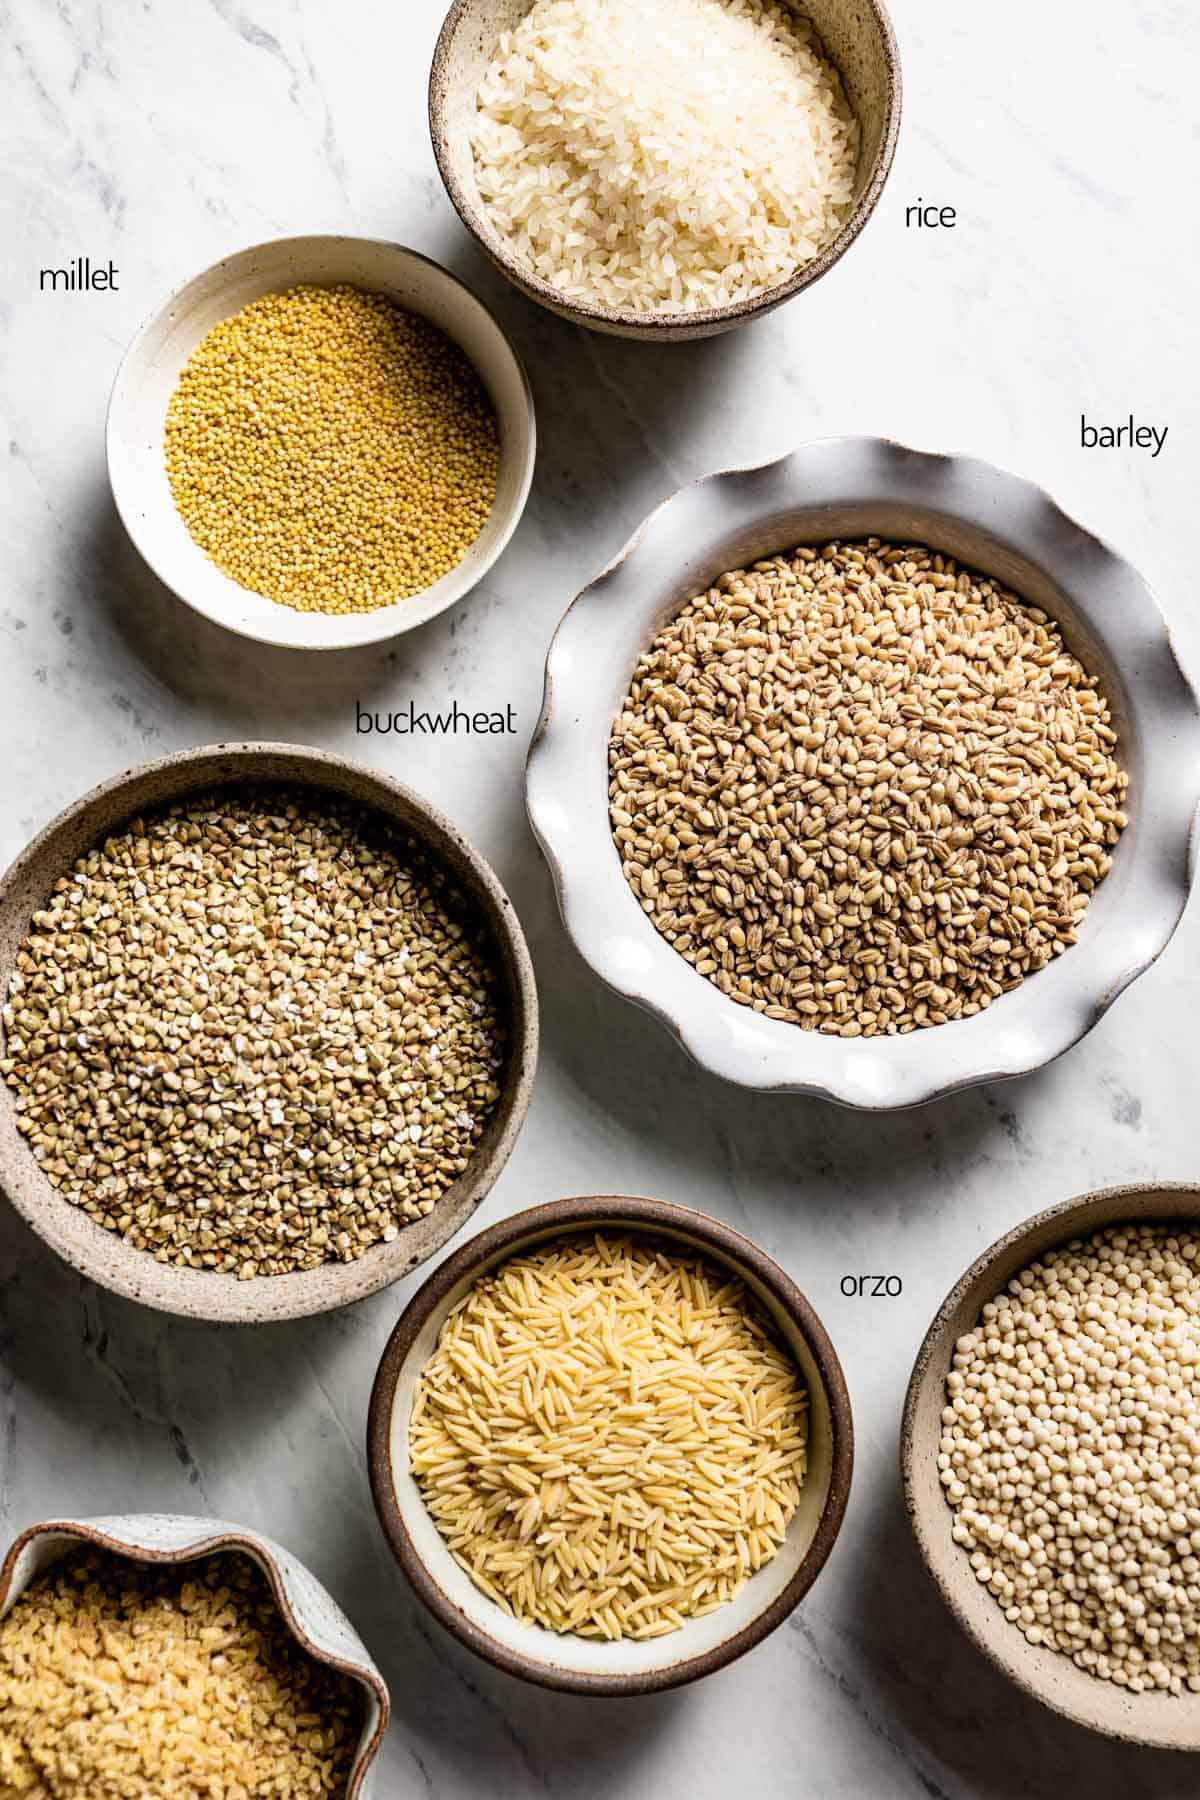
[429,0,902,342]
[0,743,538,1324]
[107,235,535,649]
[903,1181,1200,1749]
[367,1194,853,1693]
[526,437,1200,1109]
[0,1514,390,1794]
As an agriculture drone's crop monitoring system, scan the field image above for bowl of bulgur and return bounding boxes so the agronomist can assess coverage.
[367,1193,852,1693]
[903,1181,1200,1748]
[526,437,1200,1108]
[0,1513,389,1795]
[0,742,538,1322]
[107,235,535,649]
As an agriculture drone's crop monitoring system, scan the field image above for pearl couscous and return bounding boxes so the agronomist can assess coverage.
[164,284,499,615]
[940,1223,1200,1695]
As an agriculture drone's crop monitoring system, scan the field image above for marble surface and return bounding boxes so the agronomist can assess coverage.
[1,0,1199,1793]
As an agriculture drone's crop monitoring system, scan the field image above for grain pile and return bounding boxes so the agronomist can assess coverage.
[941,1224,1200,1695]
[0,1549,360,1797]
[609,541,1128,1035]
[1,788,505,1277]
[410,1233,807,1638]
[165,285,498,614]
[471,0,858,314]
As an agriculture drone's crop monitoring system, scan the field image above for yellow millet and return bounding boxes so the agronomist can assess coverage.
[164,283,500,615]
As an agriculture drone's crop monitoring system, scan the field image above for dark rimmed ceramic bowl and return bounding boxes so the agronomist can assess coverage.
[0,1514,390,1796]
[368,1194,853,1693]
[0,743,538,1324]
[429,0,902,342]
[902,1181,1200,1749]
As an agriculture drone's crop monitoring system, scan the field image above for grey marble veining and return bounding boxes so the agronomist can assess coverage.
[2,0,1200,1793]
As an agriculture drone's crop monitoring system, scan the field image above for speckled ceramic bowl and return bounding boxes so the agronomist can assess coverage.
[526,438,1200,1108]
[0,1514,389,1794]
[0,743,538,1324]
[367,1194,853,1693]
[429,0,902,342]
[107,235,535,648]
[902,1181,1200,1749]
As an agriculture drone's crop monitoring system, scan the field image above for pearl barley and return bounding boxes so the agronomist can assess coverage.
[940,1224,1200,1695]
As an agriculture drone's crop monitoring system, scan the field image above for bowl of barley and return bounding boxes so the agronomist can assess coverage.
[107,236,535,649]
[903,1182,1200,1748]
[526,437,1200,1109]
[0,743,538,1322]
[367,1194,852,1693]
[0,1513,389,1794]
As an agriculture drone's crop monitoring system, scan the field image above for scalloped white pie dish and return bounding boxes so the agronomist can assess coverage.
[526,438,1200,1109]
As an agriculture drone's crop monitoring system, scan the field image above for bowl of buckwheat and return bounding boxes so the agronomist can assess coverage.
[107,235,535,649]
[526,437,1200,1109]
[0,743,538,1322]
[903,1181,1200,1746]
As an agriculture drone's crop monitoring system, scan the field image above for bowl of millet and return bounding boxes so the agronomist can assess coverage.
[107,236,535,649]
[0,1513,389,1795]
[0,742,538,1323]
[526,437,1200,1108]
[903,1182,1200,1748]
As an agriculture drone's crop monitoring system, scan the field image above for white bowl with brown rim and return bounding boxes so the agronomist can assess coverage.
[107,235,536,649]
[0,1514,390,1795]
[525,437,1200,1109]
[429,0,902,342]
[902,1181,1200,1749]
[0,743,538,1323]
[367,1194,853,1694]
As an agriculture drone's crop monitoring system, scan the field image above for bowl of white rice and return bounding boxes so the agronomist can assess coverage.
[429,0,901,341]
[367,1194,853,1691]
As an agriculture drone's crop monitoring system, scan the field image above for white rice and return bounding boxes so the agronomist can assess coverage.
[470,0,859,315]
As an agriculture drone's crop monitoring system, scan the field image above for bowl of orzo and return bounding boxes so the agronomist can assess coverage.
[107,236,535,648]
[525,437,1200,1108]
[367,1194,852,1693]
[0,742,538,1322]
[430,0,901,340]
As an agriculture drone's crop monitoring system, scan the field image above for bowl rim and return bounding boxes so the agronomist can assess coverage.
[0,1514,391,1795]
[524,435,1200,1108]
[428,0,903,334]
[105,233,536,650]
[900,1180,1200,1748]
[0,741,539,1324]
[366,1192,854,1694]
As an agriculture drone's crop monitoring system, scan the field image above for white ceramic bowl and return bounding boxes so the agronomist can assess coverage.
[526,438,1200,1109]
[367,1195,852,1694]
[107,235,535,649]
[0,1514,389,1794]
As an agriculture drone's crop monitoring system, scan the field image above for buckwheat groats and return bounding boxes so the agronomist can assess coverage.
[940,1223,1200,1695]
[1,788,506,1277]
[609,541,1129,1036]
[0,1548,361,1797]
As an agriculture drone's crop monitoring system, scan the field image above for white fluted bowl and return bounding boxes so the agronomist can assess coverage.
[526,438,1200,1109]
[0,1514,389,1794]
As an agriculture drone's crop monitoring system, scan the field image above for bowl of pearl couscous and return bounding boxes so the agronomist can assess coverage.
[903,1181,1200,1748]
[107,235,535,649]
